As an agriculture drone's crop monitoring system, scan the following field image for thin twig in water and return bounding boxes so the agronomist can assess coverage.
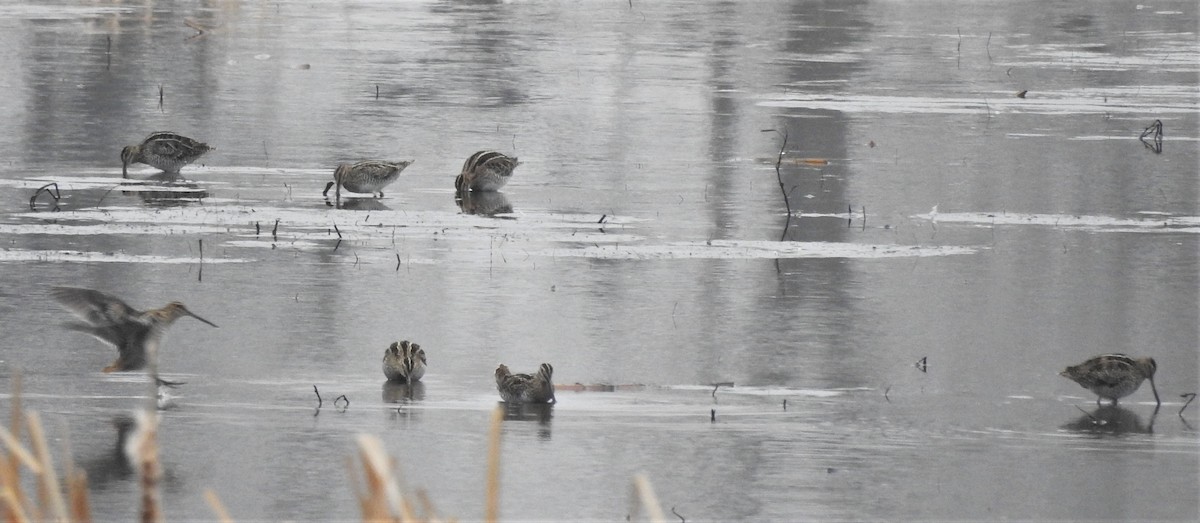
[760,129,792,240]
[334,395,349,409]
[711,382,733,398]
[313,385,322,408]
[1180,393,1197,416]
[272,219,279,241]
[158,84,164,112]
[333,223,342,239]
[884,386,891,402]
[1074,405,1102,424]
[671,506,686,523]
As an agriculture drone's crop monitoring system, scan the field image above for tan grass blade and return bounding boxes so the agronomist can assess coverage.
[26,411,68,521]
[630,474,667,523]
[484,406,503,523]
[203,489,234,523]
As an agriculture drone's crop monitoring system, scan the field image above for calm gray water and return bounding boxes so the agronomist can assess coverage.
[1,1,1197,521]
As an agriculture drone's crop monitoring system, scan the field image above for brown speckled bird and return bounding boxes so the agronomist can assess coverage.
[382,340,426,384]
[51,287,218,373]
[1060,354,1160,406]
[121,132,213,178]
[495,363,555,404]
[323,160,413,208]
[455,151,519,193]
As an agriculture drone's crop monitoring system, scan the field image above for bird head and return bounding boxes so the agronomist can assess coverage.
[160,302,218,327]
[120,146,139,177]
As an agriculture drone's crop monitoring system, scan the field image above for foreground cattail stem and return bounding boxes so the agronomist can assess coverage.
[484,406,503,523]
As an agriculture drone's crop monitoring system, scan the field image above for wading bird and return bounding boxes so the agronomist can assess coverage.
[495,363,555,404]
[383,340,426,384]
[50,287,218,373]
[455,151,519,193]
[323,160,413,208]
[1060,354,1160,406]
[121,132,213,178]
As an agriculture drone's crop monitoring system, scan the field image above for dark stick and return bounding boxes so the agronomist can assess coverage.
[671,506,685,523]
[158,84,164,112]
[710,409,715,422]
[1180,393,1197,417]
[711,382,733,398]
[915,356,928,372]
[335,395,349,408]
[198,238,203,262]
[255,222,260,236]
[375,85,379,100]
[884,386,891,402]
[333,223,342,239]
[313,385,322,408]
[272,219,279,241]
[598,214,607,224]
[396,253,402,271]
[782,399,787,411]
[760,129,792,240]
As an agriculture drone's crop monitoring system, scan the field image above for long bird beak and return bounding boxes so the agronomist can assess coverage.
[187,310,219,328]
[1149,376,1161,406]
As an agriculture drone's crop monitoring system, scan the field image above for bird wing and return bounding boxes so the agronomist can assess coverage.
[51,287,139,327]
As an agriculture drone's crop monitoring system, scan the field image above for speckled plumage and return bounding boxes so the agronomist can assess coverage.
[50,286,218,373]
[1060,354,1160,406]
[495,363,555,404]
[324,160,413,208]
[383,340,426,384]
[455,151,519,193]
[121,132,212,178]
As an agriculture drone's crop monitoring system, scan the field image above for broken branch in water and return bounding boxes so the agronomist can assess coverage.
[1140,119,1163,153]
[29,182,62,211]
[272,219,280,241]
[710,382,733,398]
[313,385,322,408]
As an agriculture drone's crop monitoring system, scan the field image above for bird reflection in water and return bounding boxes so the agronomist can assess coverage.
[120,172,209,206]
[80,413,180,490]
[334,198,391,211]
[1063,404,1160,436]
[500,402,553,441]
[455,190,513,217]
[382,380,426,403]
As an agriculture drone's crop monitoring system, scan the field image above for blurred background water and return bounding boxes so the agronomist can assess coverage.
[0,0,1197,521]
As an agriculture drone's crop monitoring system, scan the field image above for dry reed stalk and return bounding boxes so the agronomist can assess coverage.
[26,412,68,521]
[203,489,234,523]
[484,406,502,523]
[133,411,163,523]
[629,474,667,523]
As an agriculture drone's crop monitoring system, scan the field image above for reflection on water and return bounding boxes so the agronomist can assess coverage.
[330,197,391,211]
[382,380,425,403]
[455,191,512,216]
[501,402,553,441]
[1063,405,1159,436]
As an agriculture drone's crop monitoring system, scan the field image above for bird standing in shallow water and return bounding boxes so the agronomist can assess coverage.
[323,160,413,208]
[495,363,555,404]
[455,151,519,193]
[121,132,213,178]
[50,287,218,373]
[383,340,426,384]
[1060,354,1160,406]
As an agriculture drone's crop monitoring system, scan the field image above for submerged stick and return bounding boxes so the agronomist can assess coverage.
[313,385,322,408]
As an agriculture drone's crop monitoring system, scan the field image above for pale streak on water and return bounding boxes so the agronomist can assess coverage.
[0,1,1197,521]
